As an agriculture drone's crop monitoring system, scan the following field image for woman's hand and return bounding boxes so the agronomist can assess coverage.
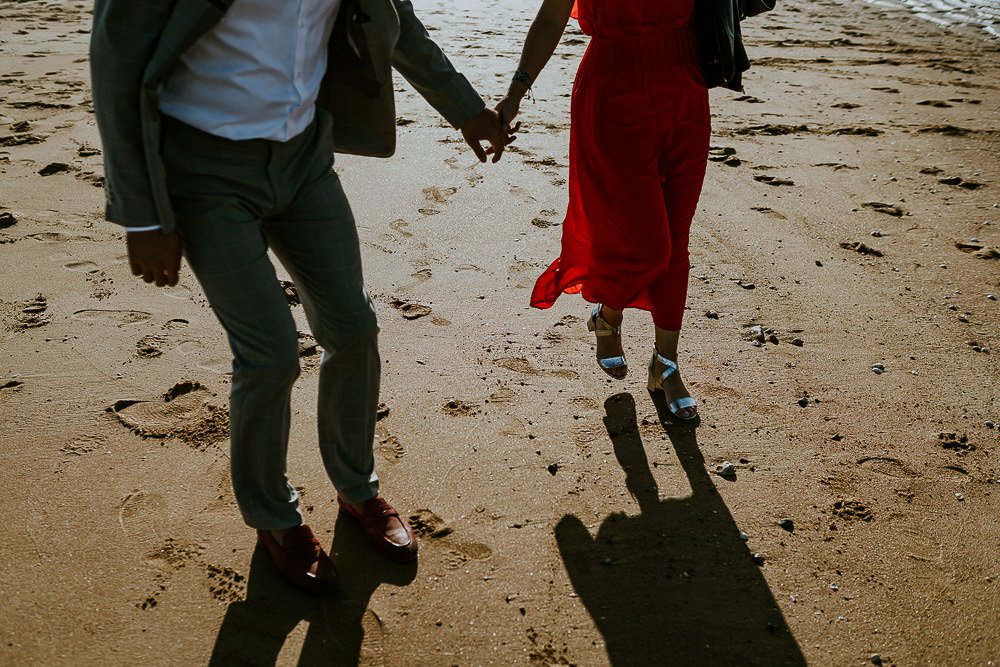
[495,95,523,136]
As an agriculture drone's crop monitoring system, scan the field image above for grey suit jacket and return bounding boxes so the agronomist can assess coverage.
[90,0,486,232]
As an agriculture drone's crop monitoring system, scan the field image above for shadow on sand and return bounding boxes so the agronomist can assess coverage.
[209,512,416,666]
[555,393,806,666]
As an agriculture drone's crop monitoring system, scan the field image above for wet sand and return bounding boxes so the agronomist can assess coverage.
[1,0,998,665]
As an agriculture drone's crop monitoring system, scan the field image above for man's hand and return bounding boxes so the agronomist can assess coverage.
[126,229,182,287]
[461,108,514,163]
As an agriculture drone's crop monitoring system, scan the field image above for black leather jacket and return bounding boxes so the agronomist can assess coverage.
[695,0,775,91]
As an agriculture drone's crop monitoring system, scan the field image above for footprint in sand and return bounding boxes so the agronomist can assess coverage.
[389,297,432,320]
[163,284,194,302]
[937,432,976,452]
[63,260,97,272]
[509,184,537,204]
[60,434,101,459]
[442,399,480,416]
[507,258,540,289]
[389,219,414,239]
[408,509,492,565]
[27,232,94,243]
[422,186,457,204]
[410,267,432,283]
[832,499,874,522]
[493,357,578,380]
[377,435,405,462]
[136,335,166,358]
[73,309,151,325]
[856,456,917,478]
[13,294,51,329]
[750,206,787,220]
[110,381,229,449]
[119,490,168,552]
[206,563,247,603]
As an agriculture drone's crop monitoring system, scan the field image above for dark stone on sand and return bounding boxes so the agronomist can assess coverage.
[798,397,810,408]
[0,212,16,229]
[547,463,558,475]
[840,241,884,257]
[779,518,795,532]
[38,162,70,176]
[752,552,766,565]
[862,202,905,217]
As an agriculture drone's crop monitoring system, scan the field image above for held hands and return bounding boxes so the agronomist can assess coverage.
[494,95,523,138]
[126,229,182,287]
[461,107,516,163]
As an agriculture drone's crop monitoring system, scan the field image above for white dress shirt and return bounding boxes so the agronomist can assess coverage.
[160,0,342,142]
[128,0,342,232]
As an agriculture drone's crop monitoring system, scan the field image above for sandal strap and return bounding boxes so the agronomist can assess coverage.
[589,305,621,336]
[670,396,698,412]
[654,352,677,383]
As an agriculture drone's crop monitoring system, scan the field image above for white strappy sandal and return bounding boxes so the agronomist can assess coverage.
[586,304,627,379]
[647,351,698,420]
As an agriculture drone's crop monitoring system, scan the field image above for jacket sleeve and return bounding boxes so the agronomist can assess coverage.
[389,0,486,130]
[89,0,176,228]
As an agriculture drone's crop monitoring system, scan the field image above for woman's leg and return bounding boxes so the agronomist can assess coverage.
[593,305,625,376]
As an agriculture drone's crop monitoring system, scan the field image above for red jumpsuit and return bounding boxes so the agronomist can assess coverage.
[530,0,711,331]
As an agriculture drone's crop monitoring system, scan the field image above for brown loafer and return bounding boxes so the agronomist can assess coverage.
[256,524,338,594]
[338,495,418,563]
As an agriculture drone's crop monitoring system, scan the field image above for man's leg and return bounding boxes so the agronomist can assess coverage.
[264,169,382,505]
[262,113,416,562]
[162,121,303,532]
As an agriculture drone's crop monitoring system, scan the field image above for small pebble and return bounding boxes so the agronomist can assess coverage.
[955,493,964,501]
[872,362,885,374]
[752,552,766,565]
[715,461,737,478]
[547,463,558,475]
[792,338,804,346]
[798,397,810,408]
[705,310,720,319]
[871,654,883,666]
[985,420,995,429]
[871,230,883,237]
[779,518,795,532]
[768,333,779,345]
[815,260,823,267]
[987,294,996,301]
[739,531,750,541]
[829,582,839,591]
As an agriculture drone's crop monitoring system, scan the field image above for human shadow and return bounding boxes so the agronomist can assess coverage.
[555,393,806,666]
[209,512,416,666]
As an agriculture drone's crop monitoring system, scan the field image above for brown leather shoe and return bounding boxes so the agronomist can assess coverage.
[256,524,338,594]
[338,495,418,563]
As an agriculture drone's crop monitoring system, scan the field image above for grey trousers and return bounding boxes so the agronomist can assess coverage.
[161,112,381,531]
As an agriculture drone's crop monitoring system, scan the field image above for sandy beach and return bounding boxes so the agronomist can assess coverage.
[1,0,998,664]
